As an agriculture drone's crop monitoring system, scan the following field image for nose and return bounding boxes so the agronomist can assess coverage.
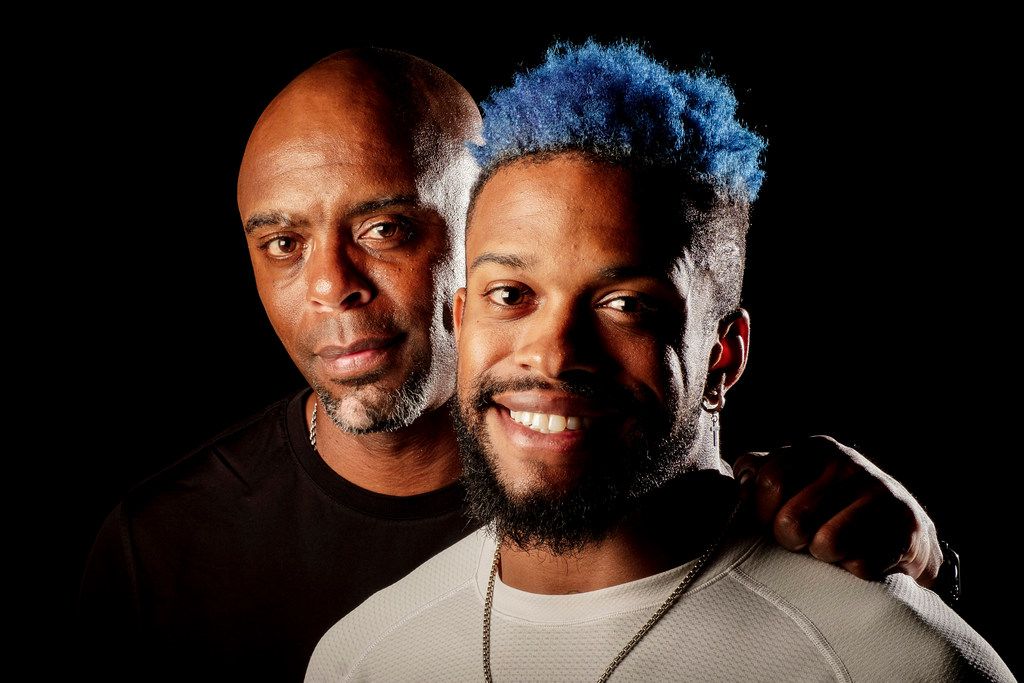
[513,297,600,379]
[306,240,375,312]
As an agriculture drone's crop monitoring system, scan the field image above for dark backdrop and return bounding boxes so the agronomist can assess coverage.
[59,24,1015,674]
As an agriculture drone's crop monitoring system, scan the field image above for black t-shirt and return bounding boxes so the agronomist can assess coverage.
[78,389,479,680]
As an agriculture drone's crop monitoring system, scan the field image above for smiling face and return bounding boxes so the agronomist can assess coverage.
[454,153,727,551]
[238,56,477,433]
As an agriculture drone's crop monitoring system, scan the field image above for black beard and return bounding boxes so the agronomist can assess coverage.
[454,373,701,556]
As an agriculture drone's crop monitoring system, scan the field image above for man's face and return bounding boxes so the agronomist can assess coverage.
[454,153,719,551]
[237,80,463,433]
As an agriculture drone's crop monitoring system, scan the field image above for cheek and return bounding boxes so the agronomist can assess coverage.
[456,329,489,387]
[382,272,440,347]
[659,345,689,411]
[381,247,454,320]
[456,308,515,384]
[612,333,686,405]
[249,261,305,346]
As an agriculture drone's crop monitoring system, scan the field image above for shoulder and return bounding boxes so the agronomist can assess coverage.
[305,528,488,681]
[119,392,300,517]
[80,393,303,609]
[725,537,1013,682]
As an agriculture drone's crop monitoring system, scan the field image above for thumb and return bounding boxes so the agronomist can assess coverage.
[733,451,768,502]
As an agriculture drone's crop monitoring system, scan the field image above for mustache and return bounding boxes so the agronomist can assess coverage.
[300,312,408,351]
[467,373,648,415]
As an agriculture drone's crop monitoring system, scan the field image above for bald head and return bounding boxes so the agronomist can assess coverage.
[239,49,480,234]
[238,50,480,435]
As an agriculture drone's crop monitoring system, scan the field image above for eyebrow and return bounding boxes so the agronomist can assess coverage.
[470,252,536,272]
[244,211,303,235]
[343,195,422,220]
[243,195,423,235]
[597,264,669,281]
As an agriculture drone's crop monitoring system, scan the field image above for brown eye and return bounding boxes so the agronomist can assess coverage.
[601,294,658,315]
[606,297,640,312]
[266,237,299,257]
[358,216,413,247]
[366,223,399,239]
[487,286,526,306]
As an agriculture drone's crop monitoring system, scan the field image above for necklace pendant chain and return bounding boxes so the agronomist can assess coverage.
[482,545,500,683]
[309,399,318,450]
[483,501,741,683]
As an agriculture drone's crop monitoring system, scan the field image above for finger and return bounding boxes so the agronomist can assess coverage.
[732,451,769,486]
[895,524,939,584]
[772,462,866,551]
[895,532,928,582]
[751,454,787,527]
[838,558,875,581]
[809,493,915,575]
[908,528,941,588]
[733,452,769,508]
[751,443,832,527]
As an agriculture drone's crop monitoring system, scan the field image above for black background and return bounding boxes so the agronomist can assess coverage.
[58,23,1015,674]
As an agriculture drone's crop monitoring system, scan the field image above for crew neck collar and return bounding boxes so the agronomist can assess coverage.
[477,531,701,623]
[472,474,757,624]
[287,388,467,519]
[475,529,759,624]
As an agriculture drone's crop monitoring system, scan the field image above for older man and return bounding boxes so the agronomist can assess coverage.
[81,48,951,679]
[307,43,1008,680]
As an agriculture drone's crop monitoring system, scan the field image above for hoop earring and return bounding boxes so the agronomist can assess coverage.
[701,374,726,447]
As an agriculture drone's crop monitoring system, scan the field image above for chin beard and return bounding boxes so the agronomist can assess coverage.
[312,357,435,435]
[300,302,456,436]
[454,375,701,556]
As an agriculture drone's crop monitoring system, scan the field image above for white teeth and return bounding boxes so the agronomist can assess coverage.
[508,410,587,434]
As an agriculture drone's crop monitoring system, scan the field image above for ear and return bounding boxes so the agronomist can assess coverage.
[453,288,467,344]
[706,308,750,400]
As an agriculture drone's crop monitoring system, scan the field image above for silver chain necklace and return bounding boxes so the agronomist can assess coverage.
[315,393,737,680]
[483,501,740,683]
[309,400,318,449]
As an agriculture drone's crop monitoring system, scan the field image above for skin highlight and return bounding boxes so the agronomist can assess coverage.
[237,50,480,495]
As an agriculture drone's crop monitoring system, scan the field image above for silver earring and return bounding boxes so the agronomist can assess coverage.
[701,375,726,447]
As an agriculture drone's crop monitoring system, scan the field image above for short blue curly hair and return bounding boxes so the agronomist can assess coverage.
[472,40,765,202]
[470,40,765,322]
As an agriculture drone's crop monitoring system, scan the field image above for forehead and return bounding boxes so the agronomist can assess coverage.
[237,84,420,213]
[467,155,683,274]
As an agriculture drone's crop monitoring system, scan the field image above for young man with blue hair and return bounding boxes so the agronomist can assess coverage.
[307,43,1011,680]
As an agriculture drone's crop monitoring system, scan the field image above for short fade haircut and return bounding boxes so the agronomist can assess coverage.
[468,40,766,324]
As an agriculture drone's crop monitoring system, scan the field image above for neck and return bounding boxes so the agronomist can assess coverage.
[306,393,462,496]
[497,470,737,595]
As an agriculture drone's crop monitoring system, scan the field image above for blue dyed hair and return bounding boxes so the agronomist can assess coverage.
[470,41,766,320]
[472,40,764,202]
